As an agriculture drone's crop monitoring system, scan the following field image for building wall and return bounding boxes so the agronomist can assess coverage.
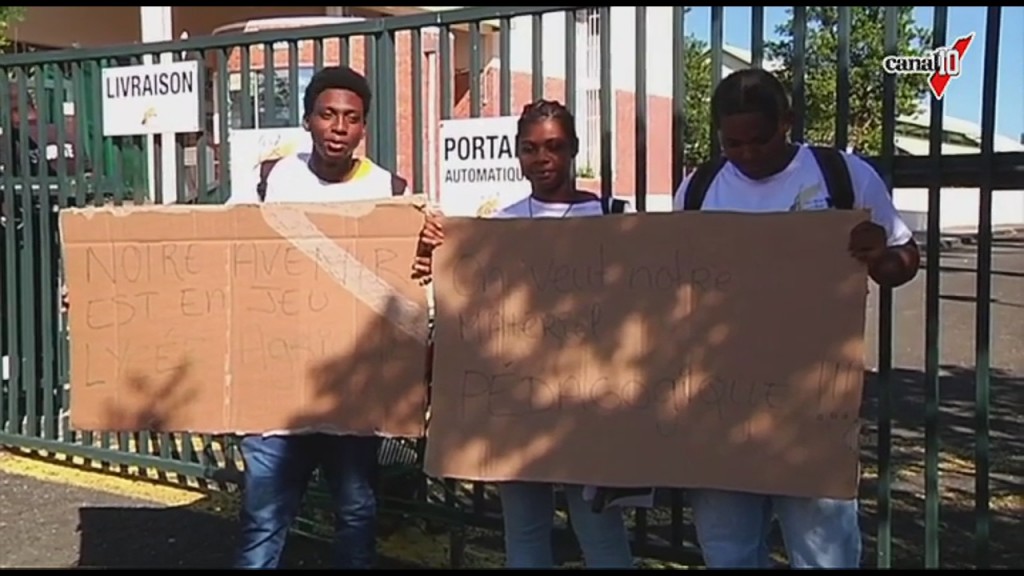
[12,6,330,48]
[223,8,679,201]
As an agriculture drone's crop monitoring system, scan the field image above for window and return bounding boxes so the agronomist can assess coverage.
[228,67,316,129]
[573,8,613,178]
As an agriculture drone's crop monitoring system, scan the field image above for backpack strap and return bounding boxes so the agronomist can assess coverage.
[809,146,855,210]
[256,158,282,203]
[681,156,728,211]
[391,174,408,196]
[600,196,628,214]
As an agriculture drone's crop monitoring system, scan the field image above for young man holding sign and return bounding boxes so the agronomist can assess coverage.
[672,68,920,568]
[228,66,408,569]
[414,100,639,569]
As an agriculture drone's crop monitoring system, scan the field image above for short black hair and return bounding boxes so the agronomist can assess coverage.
[711,68,791,127]
[303,66,372,118]
[516,99,579,154]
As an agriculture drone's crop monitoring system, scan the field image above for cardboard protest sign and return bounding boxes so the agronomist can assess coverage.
[60,197,430,436]
[425,210,869,500]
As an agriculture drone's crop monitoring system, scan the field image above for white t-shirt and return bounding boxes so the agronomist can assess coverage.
[672,145,913,247]
[487,194,655,509]
[229,152,398,205]
[493,195,636,219]
[234,152,403,437]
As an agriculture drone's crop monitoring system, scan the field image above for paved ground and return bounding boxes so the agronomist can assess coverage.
[0,452,459,569]
[1,233,1021,569]
[857,233,1023,568]
[0,467,258,569]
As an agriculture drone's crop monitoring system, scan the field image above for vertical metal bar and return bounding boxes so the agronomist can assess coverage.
[194,53,209,204]
[52,66,70,200]
[790,7,807,142]
[93,61,113,454]
[671,6,686,191]
[0,72,18,437]
[924,7,948,568]
[380,30,399,172]
[34,66,56,441]
[598,7,611,199]
[974,7,1001,569]
[634,7,647,213]
[876,8,899,569]
[216,48,232,204]
[469,22,482,118]
[262,42,277,127]
[123,56,146,205]
[562,11,578,188]
[51,65,71,442]
[16,67,38,438]
[339,36,350,67]
[70,63,87,208]
[562,12,575,115]
[835,7,851,149]
[710,6,724,159]
[531,14,543,101]
[365,34,379,162]
[313,38,325,72]
[437,27,455,556]
[109,60,128,208]
[439,26,452,120]
[69,62,89,449]
[0,88,5,432]
[176,54,194,204]
[500,18,512,116]
[90,60,105,210]
[240,47,253,129]
[288,41,300,126]
[410,29,424,194]
[750,7,764,69]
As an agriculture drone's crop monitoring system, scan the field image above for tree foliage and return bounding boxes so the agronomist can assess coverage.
[0,7,25,48]
[680,34,713,169]
[765,7,932,155]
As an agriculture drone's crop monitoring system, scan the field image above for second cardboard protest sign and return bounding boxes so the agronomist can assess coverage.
[424,210,870,500]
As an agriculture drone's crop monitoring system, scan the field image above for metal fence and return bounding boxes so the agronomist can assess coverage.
[1,5,1021,568]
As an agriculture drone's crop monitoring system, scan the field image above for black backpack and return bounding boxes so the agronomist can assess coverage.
[256,157,408,202]
[600,196,628,214]
[679,146,855,211]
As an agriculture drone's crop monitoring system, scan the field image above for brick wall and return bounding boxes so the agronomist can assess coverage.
[230,32,675,202]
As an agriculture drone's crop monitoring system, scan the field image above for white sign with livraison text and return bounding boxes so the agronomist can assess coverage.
[101,60,201,136]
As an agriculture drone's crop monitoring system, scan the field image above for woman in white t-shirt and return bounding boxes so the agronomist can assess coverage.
[413,100,635,569]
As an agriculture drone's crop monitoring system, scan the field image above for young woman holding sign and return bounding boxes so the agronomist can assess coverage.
[413,99,637,569]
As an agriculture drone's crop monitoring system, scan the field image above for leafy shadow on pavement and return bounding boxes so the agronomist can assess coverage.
[76,502,332,569]
[74,499,429,569]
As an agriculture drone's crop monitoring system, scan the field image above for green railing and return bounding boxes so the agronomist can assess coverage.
[2,5,1021,569]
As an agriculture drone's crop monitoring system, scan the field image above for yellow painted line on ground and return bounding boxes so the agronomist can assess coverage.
[0,449,691,569]
[0,449,225,509]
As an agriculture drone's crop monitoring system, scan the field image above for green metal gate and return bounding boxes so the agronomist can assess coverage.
[1,5,1021,568]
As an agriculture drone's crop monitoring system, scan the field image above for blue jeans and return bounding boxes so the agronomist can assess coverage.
[234,433,380,569]
[689,489,862,568]
[498,481,634,568]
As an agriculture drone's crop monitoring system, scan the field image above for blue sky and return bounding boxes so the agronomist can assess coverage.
[683,6,1023,142]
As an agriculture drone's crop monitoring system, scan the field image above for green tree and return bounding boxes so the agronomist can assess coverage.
[765,7,932,155]
[0,7,25,48]
[680,34,713,169]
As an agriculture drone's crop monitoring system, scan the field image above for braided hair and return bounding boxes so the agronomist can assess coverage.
[515,99,579,156]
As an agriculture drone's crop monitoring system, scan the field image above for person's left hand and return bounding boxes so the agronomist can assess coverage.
[411,209,445,286]
[848,221,887,265]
